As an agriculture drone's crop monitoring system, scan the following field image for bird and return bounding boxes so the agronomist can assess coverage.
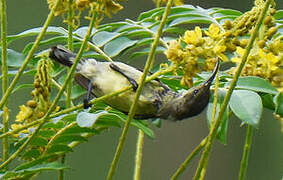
[49,45,219,121]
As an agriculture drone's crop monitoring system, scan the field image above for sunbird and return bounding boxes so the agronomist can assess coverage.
[49,45,219,121]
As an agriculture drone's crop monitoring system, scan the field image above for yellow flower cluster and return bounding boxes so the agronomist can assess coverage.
[47,0,124,17]
[47,0,124,28]
[165,0,282,90]
[11,58,55,137]
[165,24,227,87]
[228,0,282,90]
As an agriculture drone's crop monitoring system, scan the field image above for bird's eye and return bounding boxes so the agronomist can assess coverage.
[193,89,199,95]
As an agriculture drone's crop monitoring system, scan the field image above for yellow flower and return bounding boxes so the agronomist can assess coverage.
[205,24,221,39]
[183,26,204,46]
[259,49,279,71]
[232,47,245,63]
[16,105,33,123]
[165,40,184,63]
[105,0,124,17]
[268,38,283,55]
[213,43,228,61]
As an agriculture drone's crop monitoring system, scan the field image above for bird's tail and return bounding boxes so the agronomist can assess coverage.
[49,45,76,67]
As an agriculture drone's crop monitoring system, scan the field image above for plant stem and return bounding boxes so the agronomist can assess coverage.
[0,0,62,110]
[66,0,74,109]
[170,138,208,180]
[0,8,97,170]
[59,155,66,180]
[211,71,219,126]
[193,0,271,179]
[238,125,254,180]
[106,1,173,179]
[134,129,144,180]
[1,0,8,164]
[60,1,74,178]
[51,79,73,106]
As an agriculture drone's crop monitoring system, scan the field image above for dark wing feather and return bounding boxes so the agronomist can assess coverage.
[74,73,96,98]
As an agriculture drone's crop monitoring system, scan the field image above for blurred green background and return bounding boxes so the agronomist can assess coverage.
[3,0,283,179]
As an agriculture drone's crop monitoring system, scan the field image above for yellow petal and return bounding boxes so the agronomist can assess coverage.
[267,53,279,63]
[232,57,241,63]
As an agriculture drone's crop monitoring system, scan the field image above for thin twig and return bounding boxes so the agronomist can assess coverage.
[51,79,73,106]
[238,125,254,180]
[193,0,272,179]
[106,0,174,179]
[66,0,74,109]
[1,0,8,164]
[133,129,144,180]
[60,1,74,178]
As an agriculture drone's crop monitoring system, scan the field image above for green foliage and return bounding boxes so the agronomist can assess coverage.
[230,90,263,128]
[0,162,68,179]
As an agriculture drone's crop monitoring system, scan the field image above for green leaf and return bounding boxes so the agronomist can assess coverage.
[22,149,41,159]
[274,10,283,20]
[232,76,278,95]
[130,46,166,59]
[77,111,108,128]
[59,113,78,123]
[22,36,67,55]
[230,90,262,128]
[261,93,275,110]
[131,120,155,138]
[160,75,185,91]
[207,89,229,144]
[138,7,163,21]
[104,37,137,57]
[124,29,152,38]
[164,26,186,34]
[99,22,128,30]
[30,137,48,147]
[212,8,242,16]
[46,144,73,154]
[73,26,96,38]
[169,17,214,27]
[0,48,25,67]
[1,162,68,179]
[51,135,88,144]
[38,129,56,138]
[7,26,68,43]
[0,69,36,81]
[274,92,283,117]
[63,125,97,134]
[42,121,65,129]
[15,154,58,171]
[23,162,68,171]
[96,114,121,128]
[92,31,120,47]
